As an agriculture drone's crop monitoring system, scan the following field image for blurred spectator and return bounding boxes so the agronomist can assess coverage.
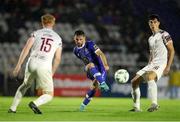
[169,56,180,99]
[0,0,180,74]
[169,70,180,99]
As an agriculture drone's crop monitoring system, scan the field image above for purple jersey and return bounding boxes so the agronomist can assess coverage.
[73,40,105,72]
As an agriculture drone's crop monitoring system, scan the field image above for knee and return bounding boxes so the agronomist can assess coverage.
[19,82,31,91]
[86,63,95,70]
[131,79,138,89]
[145,72,157,81]
[49,94,53,100]
[41,93,53,102]
[131,76,141,89]
[43,91,54,97]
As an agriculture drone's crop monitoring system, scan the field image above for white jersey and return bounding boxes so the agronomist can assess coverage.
[29,28,62,67]
[148,30,172,65]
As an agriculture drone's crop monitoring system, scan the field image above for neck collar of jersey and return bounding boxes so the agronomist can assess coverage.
[153,29,162,35]
[43,27,53,30]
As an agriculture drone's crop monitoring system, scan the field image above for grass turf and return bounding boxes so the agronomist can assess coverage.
[0,97,180,121]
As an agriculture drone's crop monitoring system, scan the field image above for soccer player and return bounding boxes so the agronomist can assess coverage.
[73,30,109,111]
[130,14,175,112]
[8,14,62,114]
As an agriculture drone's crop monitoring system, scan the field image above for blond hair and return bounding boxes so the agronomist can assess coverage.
[41,14,55,25]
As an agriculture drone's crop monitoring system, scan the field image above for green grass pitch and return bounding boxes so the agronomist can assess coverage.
[0,97,180,121]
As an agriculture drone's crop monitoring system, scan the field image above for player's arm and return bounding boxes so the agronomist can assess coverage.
[164,41,175,75]
[95,49,109,71]
[13,37,34,77]
[52,47,62,76]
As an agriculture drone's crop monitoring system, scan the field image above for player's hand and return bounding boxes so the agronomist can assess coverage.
[163,66,170,75]
[104,65,109,71]
[13,65,21,77]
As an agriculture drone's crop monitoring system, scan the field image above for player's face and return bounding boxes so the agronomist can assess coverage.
[148,18,160,32]
[74,35,86,47]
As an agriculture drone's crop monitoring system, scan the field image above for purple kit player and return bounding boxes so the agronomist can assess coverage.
[73,30,109,111]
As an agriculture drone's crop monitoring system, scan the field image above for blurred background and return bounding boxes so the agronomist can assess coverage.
[0,0,180,99]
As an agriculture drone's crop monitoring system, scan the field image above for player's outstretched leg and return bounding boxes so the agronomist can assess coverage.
[129,87,141,112]
[86,64,109,92]
[29,94,53,114]
[80,89,96,111]
[79,81,97,111]
[8,82,31,113]
[89,67,105,84]
[129,75,142,112]
[89,67,109,91]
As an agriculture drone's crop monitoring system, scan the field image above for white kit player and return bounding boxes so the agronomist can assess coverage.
[8,14,62,114]
[130,14,175,112]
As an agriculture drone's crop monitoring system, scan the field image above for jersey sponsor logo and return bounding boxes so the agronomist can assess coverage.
[82,57,90,65]
[153,66,159,70]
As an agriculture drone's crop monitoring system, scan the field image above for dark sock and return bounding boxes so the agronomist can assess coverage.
[83,89,96,105]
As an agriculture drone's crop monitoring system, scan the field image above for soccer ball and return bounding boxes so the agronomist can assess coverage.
[114,69,129,83]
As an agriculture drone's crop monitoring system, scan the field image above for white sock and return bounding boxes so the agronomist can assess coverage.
[10,83,29,111]
[131,87,140,109]
[10,90,23,111]
[33,94,53,107]
[148,80,157,105]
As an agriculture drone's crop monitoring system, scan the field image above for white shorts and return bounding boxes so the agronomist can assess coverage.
[136,63,166,81]
[23,58,53,92]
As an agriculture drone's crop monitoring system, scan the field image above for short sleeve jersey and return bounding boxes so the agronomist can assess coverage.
[73,40,105,72]
[30,28,62,65]
[148,30,172,64]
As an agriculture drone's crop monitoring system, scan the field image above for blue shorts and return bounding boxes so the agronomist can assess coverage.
[87,68,107,81]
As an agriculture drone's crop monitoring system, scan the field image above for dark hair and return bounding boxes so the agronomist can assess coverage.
[148,14,160,21]
[74,30,85,36]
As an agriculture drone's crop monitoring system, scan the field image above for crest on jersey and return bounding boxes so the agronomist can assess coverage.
[153,66,159,70]
[85,48,89,53]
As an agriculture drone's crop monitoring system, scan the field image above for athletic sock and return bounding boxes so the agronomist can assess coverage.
[10,83,30,111]
[33,94,53,107]
[10,90,23,111]
[131,87,141,109]
[148,80,158,105]
[83,89,96,105]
